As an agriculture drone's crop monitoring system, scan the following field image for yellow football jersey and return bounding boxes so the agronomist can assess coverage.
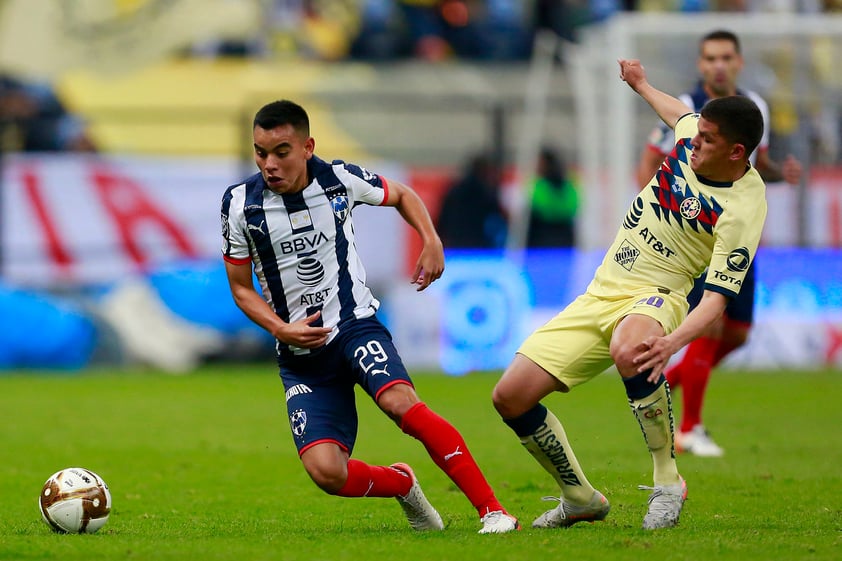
[588,113,767,302]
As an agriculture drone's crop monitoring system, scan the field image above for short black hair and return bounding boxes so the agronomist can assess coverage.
[700,29,741,54]
[701,96,763,157]
[253,100,310,135]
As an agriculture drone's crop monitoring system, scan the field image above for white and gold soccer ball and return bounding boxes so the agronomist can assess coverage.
[39,467,112,533]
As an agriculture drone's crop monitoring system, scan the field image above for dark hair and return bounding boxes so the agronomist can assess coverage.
[538,146,566,185]
[700,96,763,157]
[253,100,310,135]
[700,29,741,54]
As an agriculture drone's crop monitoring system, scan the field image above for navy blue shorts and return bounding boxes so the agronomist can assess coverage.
[688,259,756,324]
[277,316,413,456]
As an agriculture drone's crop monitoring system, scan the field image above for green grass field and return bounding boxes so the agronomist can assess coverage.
[1,365,839,561]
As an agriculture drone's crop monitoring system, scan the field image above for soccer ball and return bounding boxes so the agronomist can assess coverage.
[39,467,112,534]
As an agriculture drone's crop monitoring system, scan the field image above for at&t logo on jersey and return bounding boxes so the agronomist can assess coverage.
[638,227,676,259]
[296,257,325,286]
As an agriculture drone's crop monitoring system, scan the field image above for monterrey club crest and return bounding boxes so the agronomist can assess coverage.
[330,195,349,223]
[680,196,702,220]
[290,409,307,436]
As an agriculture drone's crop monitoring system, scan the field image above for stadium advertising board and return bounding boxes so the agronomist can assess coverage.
[1,155,840,372]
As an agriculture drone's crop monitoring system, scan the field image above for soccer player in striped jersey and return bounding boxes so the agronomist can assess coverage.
[636,30,801,457]
[221,100,518,534]
[492,59,767,530]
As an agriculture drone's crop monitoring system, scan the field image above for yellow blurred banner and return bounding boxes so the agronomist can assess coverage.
[0,0,262,79]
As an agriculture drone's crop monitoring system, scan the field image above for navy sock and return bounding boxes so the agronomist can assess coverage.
[502,403,548,437]
[623,370,665,400]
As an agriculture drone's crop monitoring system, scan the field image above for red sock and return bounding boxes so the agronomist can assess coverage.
[678,336,720,432]
[336,459,412,498]
[401,402,504,518]
[665,361,682,389]
[711,335,742,367]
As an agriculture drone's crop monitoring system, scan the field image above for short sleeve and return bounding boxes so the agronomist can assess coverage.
[334,162,387,207]
[221,185,251,264]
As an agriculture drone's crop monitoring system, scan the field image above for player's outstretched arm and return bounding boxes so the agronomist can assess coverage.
[382,178,445,291]
[637,144,666,189]
[618,58,693,131]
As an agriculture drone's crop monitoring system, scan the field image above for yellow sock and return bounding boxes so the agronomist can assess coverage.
[519,408,595,504]
[628,382,681,486]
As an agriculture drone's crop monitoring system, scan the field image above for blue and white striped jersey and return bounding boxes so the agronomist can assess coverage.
[221,155,389,354]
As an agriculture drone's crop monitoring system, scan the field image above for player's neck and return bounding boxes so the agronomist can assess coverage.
[702,83,737,99]
[702,162,751,184]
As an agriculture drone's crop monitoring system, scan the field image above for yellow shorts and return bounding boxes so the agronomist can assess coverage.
[517,290,687,390]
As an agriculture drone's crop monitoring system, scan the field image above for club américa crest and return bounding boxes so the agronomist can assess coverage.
[680,196,702,220]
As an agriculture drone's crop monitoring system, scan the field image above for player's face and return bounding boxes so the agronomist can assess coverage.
[697,39,743,98]
[690,117,737,179]
[253,124,315,194]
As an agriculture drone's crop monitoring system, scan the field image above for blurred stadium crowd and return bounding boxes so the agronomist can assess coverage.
[4,0,842,157]
[192,1,842,64]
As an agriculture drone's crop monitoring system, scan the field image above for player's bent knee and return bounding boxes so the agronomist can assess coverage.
[491,386,510,416]
[300,443,349,494]
[303,461,347,494]
[377,382,419,420]
[610,345,637,377]
[491,385,527,419]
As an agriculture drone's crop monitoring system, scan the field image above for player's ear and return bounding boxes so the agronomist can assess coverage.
[304,136,315,159]
[730,142,747,162]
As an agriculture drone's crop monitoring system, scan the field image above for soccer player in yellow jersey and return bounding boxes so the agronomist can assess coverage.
[637,30,801,458]
[491,58,768,530]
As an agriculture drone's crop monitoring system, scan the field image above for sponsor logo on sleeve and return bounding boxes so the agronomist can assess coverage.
[359,166,376,182]
[726,247,751,272]
[712,270,742,287]
[221,213,230,252]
